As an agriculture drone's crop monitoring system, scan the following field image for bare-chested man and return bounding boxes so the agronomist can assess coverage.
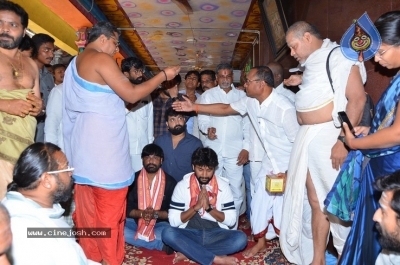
[62,21,180,265]
[0,1,43,200]
[279,21,366,265]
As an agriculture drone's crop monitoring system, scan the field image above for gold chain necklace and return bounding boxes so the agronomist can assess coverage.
[0,50,23,80]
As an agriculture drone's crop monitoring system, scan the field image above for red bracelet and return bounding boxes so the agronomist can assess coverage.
[195,104,199,114]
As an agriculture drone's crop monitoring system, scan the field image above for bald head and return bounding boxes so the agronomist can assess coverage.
[286,21,324,64]
[286,21,322,40]
[266,62,284,87]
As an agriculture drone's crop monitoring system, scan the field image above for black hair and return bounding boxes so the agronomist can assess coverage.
[200,70,216,81]
[185,70,200,80]
[374,170,400,220]
[8,142,61,192]
[252,66,274,88]
[375,11,400,46]
[121,57,144,73]
[52,64,66,72]
[216,63,233,74]
[164,106,185,122]
[87,21,120,44]
[287,21,322,40]
[141,143,164,159]
[191,147,219,168]
[31,33,55,58]
[161,74,182,90]
[0,1,28,29]
[18,35,34,52]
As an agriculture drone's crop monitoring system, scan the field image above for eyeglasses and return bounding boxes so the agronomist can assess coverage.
[245,78,261,84]
[201,79,213,84]
[47,166,75,174]
[377,45,394,58]
[110,36,120,47]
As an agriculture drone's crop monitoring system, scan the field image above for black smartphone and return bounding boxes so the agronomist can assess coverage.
[338,111,356,136]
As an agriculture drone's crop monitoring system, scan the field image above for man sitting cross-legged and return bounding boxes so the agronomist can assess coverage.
[124,144,177,253]
[162,147,247,265]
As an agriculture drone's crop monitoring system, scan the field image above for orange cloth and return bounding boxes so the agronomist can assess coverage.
[135,168,165,241]
[253,218,280,240]
[73,184,128,265]
[189,173,218,215]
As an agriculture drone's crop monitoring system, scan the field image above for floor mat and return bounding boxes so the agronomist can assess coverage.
[123,220,293,265]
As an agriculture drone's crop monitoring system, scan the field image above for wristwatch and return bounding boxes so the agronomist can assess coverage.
[337,135,345,143]
[153,211,159,219]
[206,205,213,213]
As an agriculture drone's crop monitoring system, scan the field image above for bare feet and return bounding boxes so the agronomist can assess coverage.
[213,256,239,265]
[173,252,187,264]
[242,239,267,258]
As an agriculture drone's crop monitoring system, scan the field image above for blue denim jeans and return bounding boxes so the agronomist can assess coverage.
[243,163,252,220]
[162,226,247,265]
[124,218,170,251]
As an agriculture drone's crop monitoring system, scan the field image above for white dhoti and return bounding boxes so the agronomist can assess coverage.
[280,121,351,264]
[250,175,283,240]
[249,161,262,196]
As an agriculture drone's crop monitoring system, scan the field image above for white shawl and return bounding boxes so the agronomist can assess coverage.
[295,39,367,127]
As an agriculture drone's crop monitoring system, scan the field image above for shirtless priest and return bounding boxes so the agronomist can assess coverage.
[0,1,43,200]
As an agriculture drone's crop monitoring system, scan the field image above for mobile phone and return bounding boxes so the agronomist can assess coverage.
[338,111,355,136]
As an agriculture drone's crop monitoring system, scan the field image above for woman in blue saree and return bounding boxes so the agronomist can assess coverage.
[332,11,400,265]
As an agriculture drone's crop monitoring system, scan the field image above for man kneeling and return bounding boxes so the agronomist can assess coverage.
[162,147,247,265]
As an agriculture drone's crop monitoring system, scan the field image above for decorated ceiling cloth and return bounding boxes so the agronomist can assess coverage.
[118,0,253,70]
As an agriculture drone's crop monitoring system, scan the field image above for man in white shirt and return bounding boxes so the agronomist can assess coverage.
[162,147,247,264]
[198,63,250,222]
[192,70,217,141]
[174,66,299,257]
[3,142,99,265]
[121,57,154,172]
